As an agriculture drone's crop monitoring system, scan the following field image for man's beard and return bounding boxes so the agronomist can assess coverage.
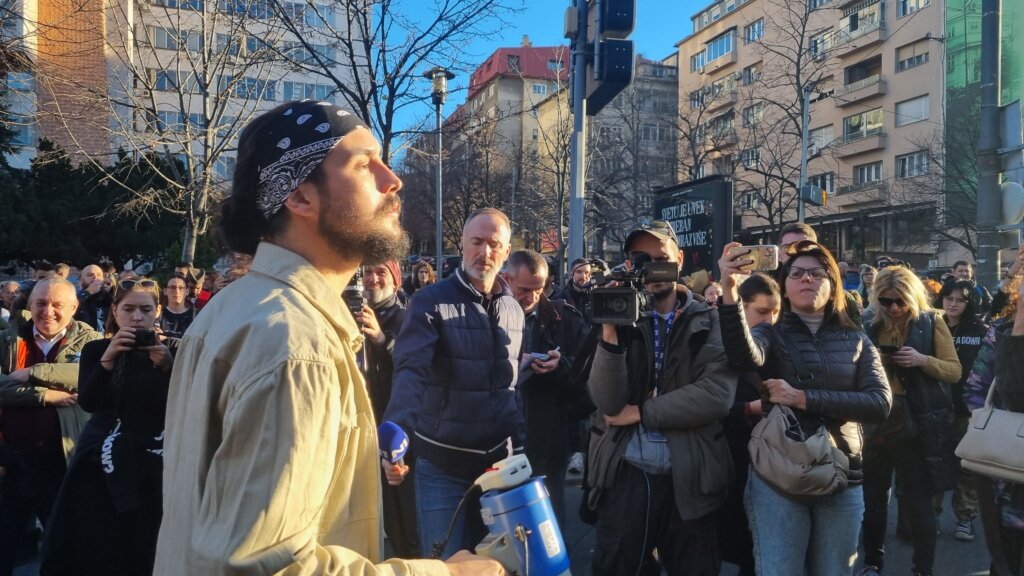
[366,286,394,307]
[464,257,499,287]
[648,282,676,301]
[317,189,409,265]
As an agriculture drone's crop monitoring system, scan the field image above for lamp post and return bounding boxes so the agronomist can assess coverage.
[424,67,455,274]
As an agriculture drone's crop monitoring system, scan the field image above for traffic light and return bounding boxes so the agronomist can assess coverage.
[584,0,635,116]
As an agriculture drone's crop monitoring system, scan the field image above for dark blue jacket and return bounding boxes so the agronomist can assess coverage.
[384,268,525,479]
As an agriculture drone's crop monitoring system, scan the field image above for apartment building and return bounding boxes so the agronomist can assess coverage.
[0,0,353,174]
[675,0,1017,269]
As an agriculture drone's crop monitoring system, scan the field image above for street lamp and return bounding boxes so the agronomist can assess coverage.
[423,66,455,274]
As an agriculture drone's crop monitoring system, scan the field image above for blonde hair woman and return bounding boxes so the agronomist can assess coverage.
[858,266,962,576]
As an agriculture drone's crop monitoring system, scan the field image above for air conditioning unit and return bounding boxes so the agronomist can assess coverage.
[697,66,706,75]
[733,71,743,81]
[813,51,827,62]
[808,144,820,157]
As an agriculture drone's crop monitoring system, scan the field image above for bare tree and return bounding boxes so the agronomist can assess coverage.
[888,85,981,256]
[265,0,521,165]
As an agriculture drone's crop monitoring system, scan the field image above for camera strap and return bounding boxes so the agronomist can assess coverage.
[651,310,675,396]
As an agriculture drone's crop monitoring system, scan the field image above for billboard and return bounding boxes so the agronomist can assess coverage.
[652,176,734,278]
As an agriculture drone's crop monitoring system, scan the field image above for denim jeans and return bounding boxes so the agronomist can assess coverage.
[745,470,864,576]
[414,457,487,559]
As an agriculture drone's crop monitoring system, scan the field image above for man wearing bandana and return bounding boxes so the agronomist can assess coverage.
[154,101,503,576]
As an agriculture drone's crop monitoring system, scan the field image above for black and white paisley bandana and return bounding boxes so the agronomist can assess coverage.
[256,100,369,219]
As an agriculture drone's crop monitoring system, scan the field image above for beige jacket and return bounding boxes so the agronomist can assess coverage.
[154,243,447,576]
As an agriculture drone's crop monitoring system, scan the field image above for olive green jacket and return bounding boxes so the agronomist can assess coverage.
[0,319,102,460]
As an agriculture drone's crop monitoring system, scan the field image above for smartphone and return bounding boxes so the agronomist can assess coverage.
[729,245,779,272]
[879,344,899,354]
[528,352,550,362]
[133,330,157,348]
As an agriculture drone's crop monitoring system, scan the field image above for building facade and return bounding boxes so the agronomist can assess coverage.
[1,0,354,175]
[674,0,1009,270]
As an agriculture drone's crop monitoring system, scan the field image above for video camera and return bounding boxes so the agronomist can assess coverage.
[342,268,366,318]
[589,253,679,326]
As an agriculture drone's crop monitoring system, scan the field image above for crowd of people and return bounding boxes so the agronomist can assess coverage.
[0,99,1022,576]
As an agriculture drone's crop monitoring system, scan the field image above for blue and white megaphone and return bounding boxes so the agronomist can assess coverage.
[473,455,571,576]
[378,421,409,466]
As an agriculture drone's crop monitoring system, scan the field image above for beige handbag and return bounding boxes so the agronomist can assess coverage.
[748,404,850,497]
[955,379,1024,483]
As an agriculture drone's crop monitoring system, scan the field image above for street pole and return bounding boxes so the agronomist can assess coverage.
[424,67,455,273]
[568,0,588,264]
[797,83,812,223]
[435,102,443,272]
[976,0,1002,289]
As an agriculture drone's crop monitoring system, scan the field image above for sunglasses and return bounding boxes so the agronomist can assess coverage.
[119,279,158,290]
[878,296,907,308]
[787,266,829,281]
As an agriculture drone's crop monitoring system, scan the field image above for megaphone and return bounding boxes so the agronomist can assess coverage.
[473,455,571,576]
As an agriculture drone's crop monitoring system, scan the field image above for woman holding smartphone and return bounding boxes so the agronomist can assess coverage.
[42,279,173,576]
[859,266,962,576]
[718,240,890,576]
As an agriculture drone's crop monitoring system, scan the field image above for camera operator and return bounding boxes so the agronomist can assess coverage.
[586,220,736,576]
[563,258,593,323]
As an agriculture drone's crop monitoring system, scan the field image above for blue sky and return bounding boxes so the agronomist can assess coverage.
[402,0,705,123]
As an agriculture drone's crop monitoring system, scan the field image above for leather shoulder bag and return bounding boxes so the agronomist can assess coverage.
[956,379,1024,483]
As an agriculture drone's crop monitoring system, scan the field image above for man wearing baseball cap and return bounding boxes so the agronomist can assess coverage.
[154,100,503,575]
[585,219,736,575]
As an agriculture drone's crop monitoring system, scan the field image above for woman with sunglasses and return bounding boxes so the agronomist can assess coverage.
[41,278,173,576]
[859,267,962,576]
[718,240,891,576]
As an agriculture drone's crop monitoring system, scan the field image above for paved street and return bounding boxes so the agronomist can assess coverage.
[14,476,995,575]
[561,472,993,576]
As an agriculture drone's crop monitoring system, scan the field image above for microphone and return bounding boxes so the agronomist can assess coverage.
[378,421,409,467]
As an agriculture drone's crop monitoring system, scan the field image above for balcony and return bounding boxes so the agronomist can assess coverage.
[833,20,886,58]
[834,181,889,209]
[835,127,886,158]
[703,51,738,74]
[705,89,738,114]
[704,130,738,150]
[834,75,887,107]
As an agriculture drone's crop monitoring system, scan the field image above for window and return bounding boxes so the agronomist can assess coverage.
[598,125,622,141]
[743,190,762,209]
[9,122,34,147]
[853,161,882,184]
[531,128,538,142]
[809,125,833,149]
[282,41,336,64]
[742,103,764,127]
[532,83,547,95]
[896,151,929,178]
[705,31,735,64]
[214,156,236,180]
[809,0,833,8]
[896,40,929,72]
[154,0,204,10]
[809,172,835,194]
[218,0,268,17]
[283,81,336,103]
[547,59,562,71]
[150,26,203,52]
[809,30,832,59]
[694,164,706,179]
[280,2,332,27]
[641,123,672,142]
[895,95,929,126]
[841,0,882,35]
[897,0,929,17]
[235,77,276,101]
[843,108,883,139]
[709,113,734,138]
[740,147,761,168]
[742,63,762,85]
[507,55,520,74]
[744,19,764,44]
[689,90,705,108]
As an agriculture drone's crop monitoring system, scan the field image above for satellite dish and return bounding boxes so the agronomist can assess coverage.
[1003,181,1024,225]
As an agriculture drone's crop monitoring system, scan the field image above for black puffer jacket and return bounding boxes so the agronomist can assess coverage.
[718,304,892,481]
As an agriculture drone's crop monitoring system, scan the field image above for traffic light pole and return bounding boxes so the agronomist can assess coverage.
[797,84,811,224]
[568,0,588,265]
[976,0,1002,289]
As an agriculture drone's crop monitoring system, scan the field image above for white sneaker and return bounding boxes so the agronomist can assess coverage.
[567,452,584,473]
